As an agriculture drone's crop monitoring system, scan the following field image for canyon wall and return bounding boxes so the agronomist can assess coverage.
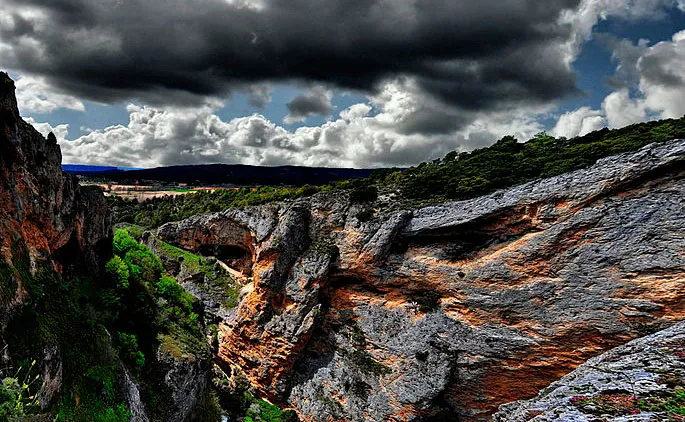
[0,73,211,421]
[0,72,110,326]
[159,138,685,421]
[495,320,685,421]
[0,72,112,413]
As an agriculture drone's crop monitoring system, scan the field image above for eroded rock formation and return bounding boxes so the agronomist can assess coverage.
[159,139,685,421]
[0,72,110,323]
[0,72,111,410]
[495,321,685,421]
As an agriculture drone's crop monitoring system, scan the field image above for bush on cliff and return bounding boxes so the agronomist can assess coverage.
[103,230,205,350]
[100,228,210,416]
[0,239,132,421]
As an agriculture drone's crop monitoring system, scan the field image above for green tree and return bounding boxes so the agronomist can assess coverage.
[123,249,162,284]
[105,256,129,289]
[117,333,145,375]
[112,230,140,256]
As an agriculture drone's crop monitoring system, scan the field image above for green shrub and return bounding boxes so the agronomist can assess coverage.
[0,360,42,418]
[242,392,298,422]
[157,276,184,302]
[57,400,131,422]
[295,184,320,197]
[117,333,145,375]
[123,248,163,283]
[105,256,129,289]
[0,376,22,418]
[350,185,378,203]
[84,366,118,400]
[112,230,140,256]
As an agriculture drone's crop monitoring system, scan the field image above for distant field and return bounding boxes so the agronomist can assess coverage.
[89,183,230,201]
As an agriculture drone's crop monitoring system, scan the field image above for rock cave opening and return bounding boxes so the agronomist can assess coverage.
[198,243,254,275]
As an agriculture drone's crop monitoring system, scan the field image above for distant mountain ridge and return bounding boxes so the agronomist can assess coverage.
[65,163,379,186]
[62,164,141,173]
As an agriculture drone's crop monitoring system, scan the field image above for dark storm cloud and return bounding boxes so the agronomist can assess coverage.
[639,52,685,87]
[396,108,466,136]
[285,86,334,123]
[2,0,581,110]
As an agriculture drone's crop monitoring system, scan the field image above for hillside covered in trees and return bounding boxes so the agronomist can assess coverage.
[109,116,685,228]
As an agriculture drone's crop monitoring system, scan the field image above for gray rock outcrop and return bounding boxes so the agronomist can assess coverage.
[495,321,685,421]
[159,139,685,421]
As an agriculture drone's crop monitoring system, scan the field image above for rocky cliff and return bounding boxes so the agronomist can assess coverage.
[0,72,112,411]
[159,139,685,421]
[0,72,110,290]
[495,320,685,421]
[0,73,215,422]
[0,71,110,331]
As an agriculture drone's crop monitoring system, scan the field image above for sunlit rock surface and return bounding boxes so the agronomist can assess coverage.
[160,139,685,421]
[495,321,685,421]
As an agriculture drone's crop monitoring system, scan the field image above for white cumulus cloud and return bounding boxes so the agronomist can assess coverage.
[58,79,546,168]
[15,75,85,114]
[25,117,70,142]
[552,25,685,138]
[552,107,606,138]
[602,89,647,128]
[639,30,685,118]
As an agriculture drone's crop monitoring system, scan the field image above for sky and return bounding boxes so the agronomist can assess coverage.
[1,0,685,169]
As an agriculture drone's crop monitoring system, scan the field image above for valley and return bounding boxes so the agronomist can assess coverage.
[0,72,684,421]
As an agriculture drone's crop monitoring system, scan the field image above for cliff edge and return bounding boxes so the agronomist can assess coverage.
[159,138,685,421]
[0,71,110,309]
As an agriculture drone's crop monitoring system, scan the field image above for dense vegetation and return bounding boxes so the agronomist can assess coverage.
[0,228,211,421]
[0,239,134,421]
[109,116,685,228]
[393,116,685,200]
[104,229,208,364]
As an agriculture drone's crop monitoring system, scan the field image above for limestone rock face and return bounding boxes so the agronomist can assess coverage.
[0,72,110,310]
[495,321,685,421]
[159,139,685,421]
[0,73,111,406]
[155,347,210,422]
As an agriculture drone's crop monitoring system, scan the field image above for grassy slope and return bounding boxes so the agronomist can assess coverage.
[122,224,243,313]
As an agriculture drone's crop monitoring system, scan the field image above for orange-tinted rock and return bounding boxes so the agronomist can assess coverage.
[495,321,685,421]
[159,139,685,421]
[0,72,110,324]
